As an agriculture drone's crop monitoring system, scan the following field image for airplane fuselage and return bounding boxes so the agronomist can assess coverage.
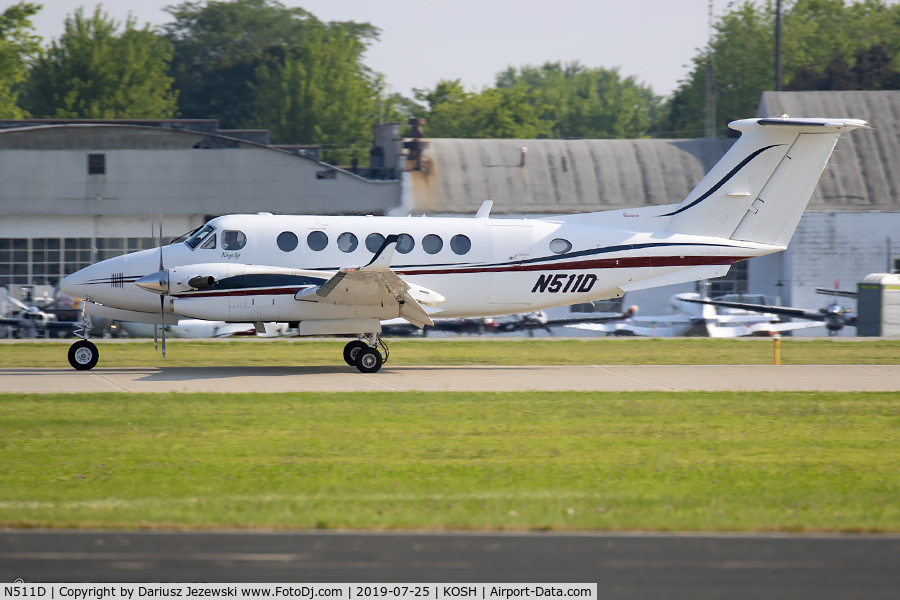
[62,211,777,324]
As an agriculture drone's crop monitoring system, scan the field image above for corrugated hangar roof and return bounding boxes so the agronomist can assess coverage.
[758,90,900,211]
[409,137,734,214]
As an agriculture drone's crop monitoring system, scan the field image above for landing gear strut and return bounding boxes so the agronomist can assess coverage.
[68,314,99,370]
[343,333,389,373]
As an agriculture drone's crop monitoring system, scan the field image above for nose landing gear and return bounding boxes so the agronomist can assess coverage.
[68,339,99,370]
[343,333,389,373]
[68,314,99,370]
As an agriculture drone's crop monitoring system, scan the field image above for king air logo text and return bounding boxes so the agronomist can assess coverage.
[532,273,597,294]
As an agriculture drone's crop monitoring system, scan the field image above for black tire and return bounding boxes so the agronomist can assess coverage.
[355,347,383,374]
[68,340,99,371]
[343,340,369,366]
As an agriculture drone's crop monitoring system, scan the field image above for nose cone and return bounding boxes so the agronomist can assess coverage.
[61,270,89,301]
[135,270,169,295]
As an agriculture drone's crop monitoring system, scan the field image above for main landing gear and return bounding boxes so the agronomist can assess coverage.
[68,315,99,370]
[343,333,389,374]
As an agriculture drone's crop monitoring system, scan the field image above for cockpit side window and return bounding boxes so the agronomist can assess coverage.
[200,233,217,249]
[184,224,216,249]
[222,230,247,250]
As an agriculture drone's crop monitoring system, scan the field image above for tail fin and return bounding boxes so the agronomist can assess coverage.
[665,117,867,246]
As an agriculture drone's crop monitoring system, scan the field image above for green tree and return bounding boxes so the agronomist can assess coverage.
[23,5,177,118]
[415,62,660,140]
[0,2,41,118]
[417,80,551,139]
[164,0,380,135]
[496,62,661,139]
[252,20,382,163]
[659,0,900,138]
[788,43,900,90]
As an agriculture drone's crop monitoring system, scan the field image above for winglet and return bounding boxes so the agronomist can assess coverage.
[475,200,493,219]
[364,234,399,271]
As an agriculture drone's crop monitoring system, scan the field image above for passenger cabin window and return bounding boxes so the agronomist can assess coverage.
[307,231,328,251]
[200,234,217,249]
[277,231,298,252]
[337,232,358,253]
[450,234,471,255]
[423,234,443,254]
[549,238,572,254]
[365,233,385,253]
[222,230,247,250]
[396,233,415,254]
[184,224,216,250]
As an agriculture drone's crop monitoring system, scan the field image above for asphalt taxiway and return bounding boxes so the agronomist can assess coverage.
[2,529,900,598]
[2,364,899,393]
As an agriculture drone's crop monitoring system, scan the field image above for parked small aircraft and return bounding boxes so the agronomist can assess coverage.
[568,292,823,337]
[60,117,867,371]
[0,290,80,338]
[681,291,857,336]
[381,307,637,337]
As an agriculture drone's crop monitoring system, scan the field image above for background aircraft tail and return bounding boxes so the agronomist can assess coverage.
[664,117,867,247]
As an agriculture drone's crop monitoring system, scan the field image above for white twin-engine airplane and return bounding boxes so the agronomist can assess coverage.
[61,117,867,372]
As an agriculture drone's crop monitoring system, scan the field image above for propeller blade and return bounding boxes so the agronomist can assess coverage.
[159,211,164,271]
[160,295,166,358]
[159,211,166,358]
[150,208,161,353]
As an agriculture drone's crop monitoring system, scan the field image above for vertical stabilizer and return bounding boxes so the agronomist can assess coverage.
[664,117,867,245]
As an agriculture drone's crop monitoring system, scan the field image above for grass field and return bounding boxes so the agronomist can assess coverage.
[1,390,898,532]
[2,336,900,367]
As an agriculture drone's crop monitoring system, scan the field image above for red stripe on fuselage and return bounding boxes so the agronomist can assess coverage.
[397,255,744,276]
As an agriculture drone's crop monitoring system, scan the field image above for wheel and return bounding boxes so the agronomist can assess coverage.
[68,340,99,371]
[355,347,383,373]
[343,340,369,366]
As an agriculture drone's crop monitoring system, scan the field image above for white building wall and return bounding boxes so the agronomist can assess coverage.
[748,211,900,336]
[0,147,400,217]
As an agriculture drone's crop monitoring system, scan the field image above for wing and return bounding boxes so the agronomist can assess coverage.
[680,297,826,322]
[0,315,79,330]
[543,307,638,328]
[295,235,445,329]
[565,319,696,337]
[816,288,857,299]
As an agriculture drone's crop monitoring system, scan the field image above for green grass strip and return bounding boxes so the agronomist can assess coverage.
[1,391,898,531]
[2,337,900,367]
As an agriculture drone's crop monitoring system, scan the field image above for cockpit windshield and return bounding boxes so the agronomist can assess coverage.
[183,224,216,249]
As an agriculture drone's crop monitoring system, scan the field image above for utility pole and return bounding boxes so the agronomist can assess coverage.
[775,0,783,91]
[704,0,716,138]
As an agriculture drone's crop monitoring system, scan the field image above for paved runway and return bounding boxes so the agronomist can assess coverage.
[3,529,900,598]
[2,364,899,393]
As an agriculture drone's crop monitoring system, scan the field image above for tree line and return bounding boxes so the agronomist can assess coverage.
[1,0,899,163]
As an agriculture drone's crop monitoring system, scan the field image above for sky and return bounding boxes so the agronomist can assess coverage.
[29,0,733,99]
